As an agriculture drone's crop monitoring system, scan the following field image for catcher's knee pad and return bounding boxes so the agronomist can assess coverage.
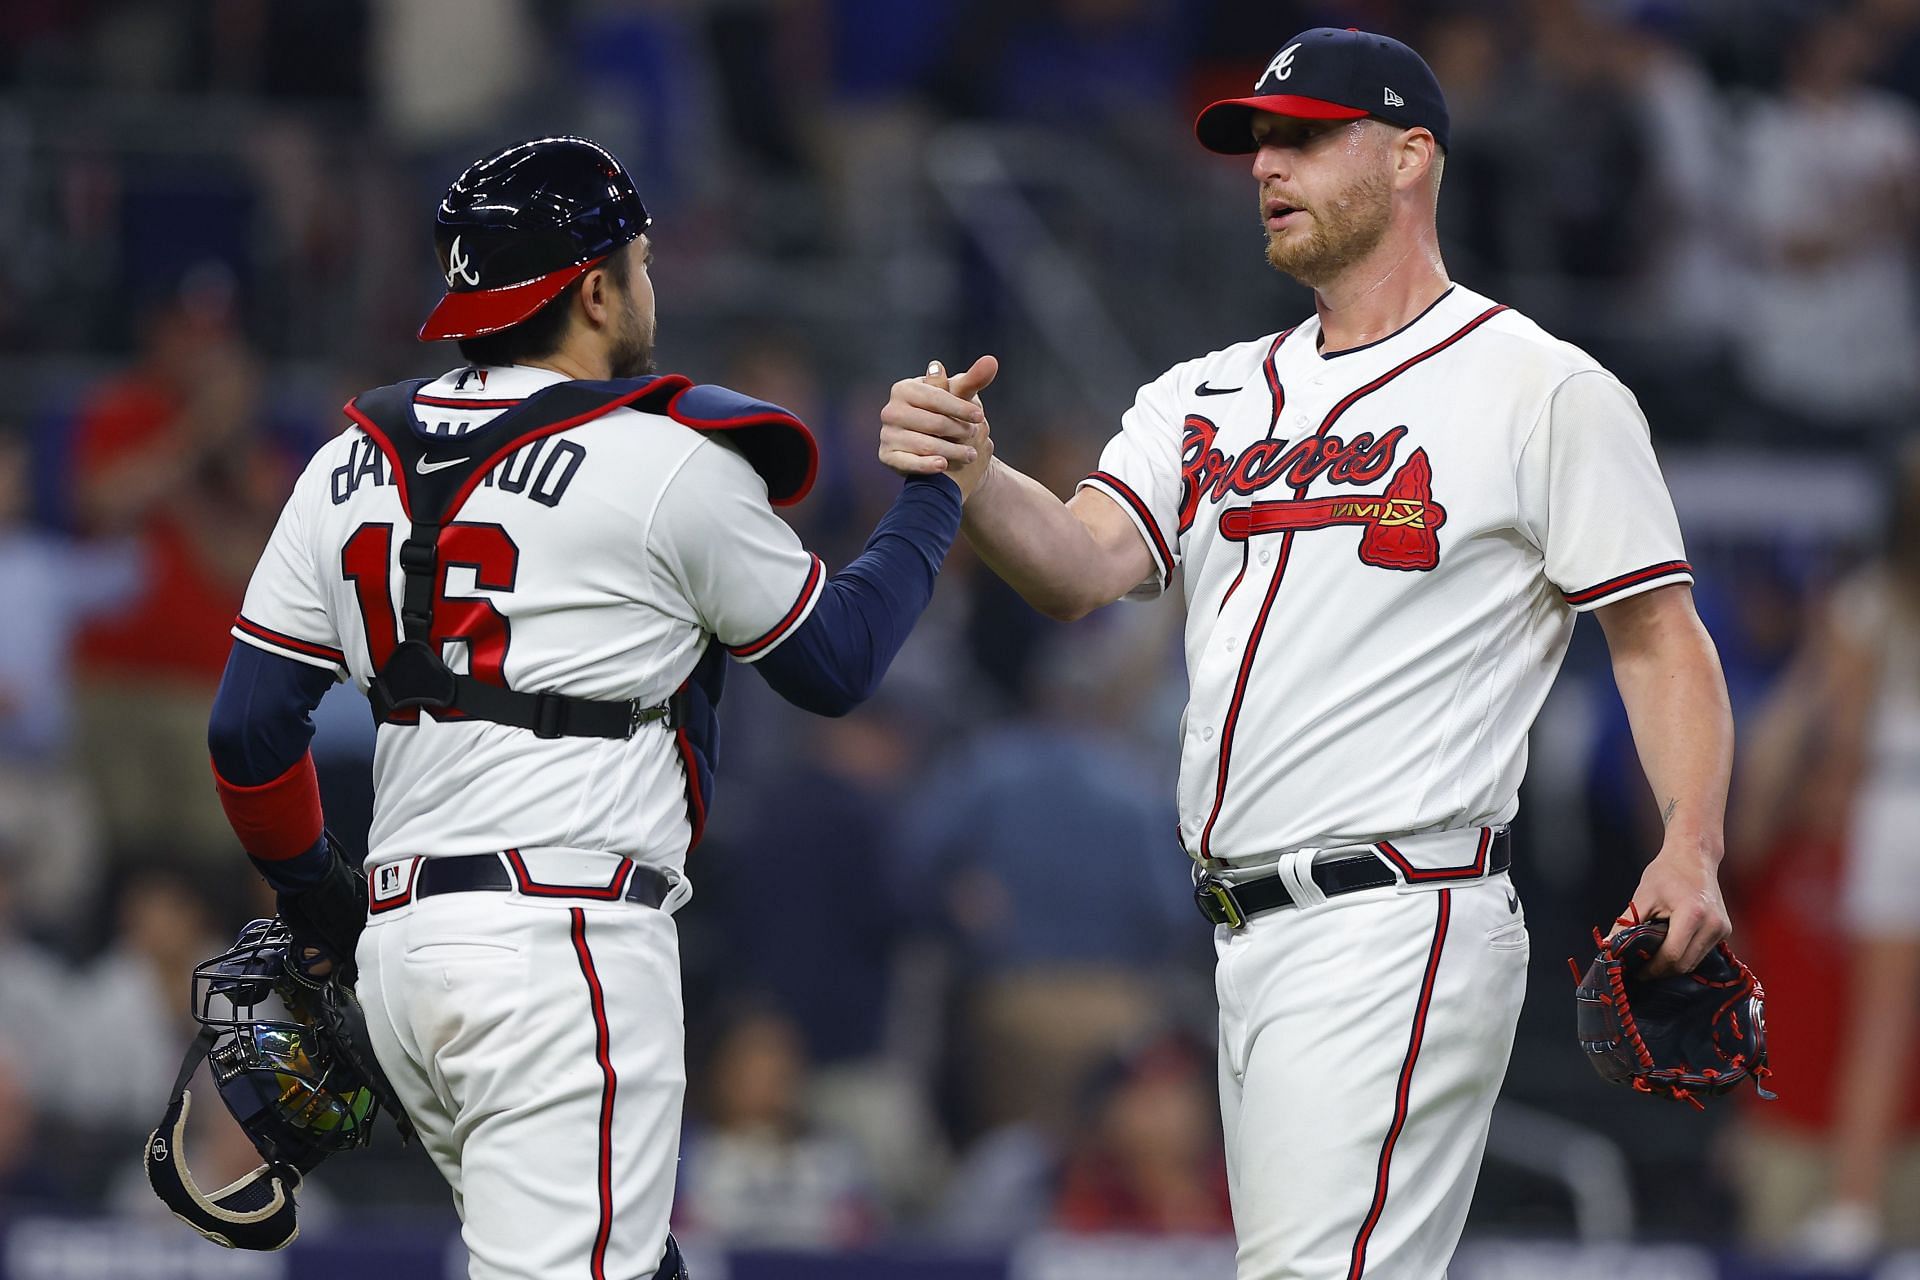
[652,1232,689,1279]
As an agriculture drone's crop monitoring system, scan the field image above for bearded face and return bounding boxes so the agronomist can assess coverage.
[609,296,656,378]
[1254,119,1397,288]
[608,240,658,378]
[1261,162,1394,287]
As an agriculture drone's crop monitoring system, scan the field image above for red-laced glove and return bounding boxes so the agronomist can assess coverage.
[1570,915,1776,1110]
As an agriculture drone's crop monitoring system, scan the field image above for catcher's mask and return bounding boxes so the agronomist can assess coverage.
[145,919,388,1250]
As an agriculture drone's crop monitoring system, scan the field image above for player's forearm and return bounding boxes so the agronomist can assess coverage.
[209,643,336,887]
[1602,593,1734,862]
[962,459,1126,621]
[753,475,961,715]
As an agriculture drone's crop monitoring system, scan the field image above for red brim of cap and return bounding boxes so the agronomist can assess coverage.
[1194,95,1371,155]
[416,256,606,343]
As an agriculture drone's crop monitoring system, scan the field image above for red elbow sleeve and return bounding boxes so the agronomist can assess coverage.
[212,753,325,861]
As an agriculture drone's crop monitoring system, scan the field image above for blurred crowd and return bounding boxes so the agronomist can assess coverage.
[0,0,1917,1265]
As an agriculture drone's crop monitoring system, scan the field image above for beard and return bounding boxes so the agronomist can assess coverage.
[608,300,657,378]
[1262,165,1394,288]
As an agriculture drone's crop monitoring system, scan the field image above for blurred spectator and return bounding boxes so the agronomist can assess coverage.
[56,867,220,1134]
[692,701,953,1218]
[0,423,136,930]
[368,0,543,152]
[896,631,1198,1137]
[1615,9,1738,369]
[1729,450,1920,1261]
[1502,1,1653,288]
[936,1029,1229,1240]
[0,863,72,1114]
[1733,9,1920,440]
[67,267,289,864]
[0,1046,62,1207]
[676,1003,879,1249]
[1052,1031,1231,1234]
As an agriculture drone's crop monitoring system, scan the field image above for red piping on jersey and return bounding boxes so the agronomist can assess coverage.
[1197,305,1508,861]
[675,727,708,852]
[212,752,325,862]
[569,909,618,1280]
[502,848,637,900]
[728,555,824,658]
[1218,329,1293,613]
[1348,889,1452,1280]
[1376,827,1491,883]
[411,394,525,410]
[1083,471,1173,589]
[346,373,820,514]
[1563,560,1692,607]
[232,615,346,667]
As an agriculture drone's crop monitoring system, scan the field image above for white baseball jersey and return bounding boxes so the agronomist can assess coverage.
[232,363,825,873]
[1077,284,1691,867]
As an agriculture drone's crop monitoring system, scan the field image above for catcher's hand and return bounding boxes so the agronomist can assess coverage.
[275,832,366,983]
[1571,915,1775,1109]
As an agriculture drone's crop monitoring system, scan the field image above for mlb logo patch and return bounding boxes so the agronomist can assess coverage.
[369,858,419,911]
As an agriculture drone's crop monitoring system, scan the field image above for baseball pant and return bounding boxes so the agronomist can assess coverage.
[356,858,686,1280]
[1215,867,1526,1280]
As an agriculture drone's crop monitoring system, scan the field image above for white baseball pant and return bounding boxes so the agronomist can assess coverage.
[355,851,689,1280]
[1214,843,1527,1279]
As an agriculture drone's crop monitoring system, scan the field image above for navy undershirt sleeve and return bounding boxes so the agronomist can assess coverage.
[208,642,336,889]
[754,474,963,715]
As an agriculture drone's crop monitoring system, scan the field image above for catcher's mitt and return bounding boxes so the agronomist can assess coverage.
[1570,916,1775,1109]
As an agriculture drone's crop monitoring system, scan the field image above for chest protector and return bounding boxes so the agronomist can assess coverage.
[343,374,817,741]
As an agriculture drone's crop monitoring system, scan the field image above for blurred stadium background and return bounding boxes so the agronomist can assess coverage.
[0,0,1917,1277]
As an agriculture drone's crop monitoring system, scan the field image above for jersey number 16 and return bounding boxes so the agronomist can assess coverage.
[341,521,519,683]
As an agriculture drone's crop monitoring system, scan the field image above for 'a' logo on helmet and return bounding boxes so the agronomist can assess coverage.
[446,235,480,288]
[149,1136,169,1162]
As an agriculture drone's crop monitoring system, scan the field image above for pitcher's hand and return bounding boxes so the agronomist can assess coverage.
[880,355,998,500]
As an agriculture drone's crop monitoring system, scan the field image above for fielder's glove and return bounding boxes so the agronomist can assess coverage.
[1571,916,1775,1109]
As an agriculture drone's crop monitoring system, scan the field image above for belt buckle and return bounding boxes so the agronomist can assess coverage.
[1194,875,1246,929]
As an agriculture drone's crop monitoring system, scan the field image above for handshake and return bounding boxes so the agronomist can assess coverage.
[877,354,1001,501]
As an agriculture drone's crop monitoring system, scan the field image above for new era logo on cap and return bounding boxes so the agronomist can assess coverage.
[1194,27,1450,156]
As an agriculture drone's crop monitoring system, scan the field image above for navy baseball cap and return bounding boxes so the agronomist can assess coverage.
[1195,27,1449,155]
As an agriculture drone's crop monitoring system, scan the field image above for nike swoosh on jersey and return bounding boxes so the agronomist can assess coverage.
[1195,381,1242,396]
[416,456,471,474]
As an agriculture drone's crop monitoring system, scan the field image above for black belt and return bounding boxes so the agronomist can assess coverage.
[1194,828,1512,928]
[413,853,671,908]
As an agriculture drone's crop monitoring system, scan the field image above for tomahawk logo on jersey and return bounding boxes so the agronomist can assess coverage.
[1077,285,1693,868]
[231,363,827,870]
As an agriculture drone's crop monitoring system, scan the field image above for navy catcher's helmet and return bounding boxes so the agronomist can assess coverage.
[419,135,651,342]
[146,919,403,1250]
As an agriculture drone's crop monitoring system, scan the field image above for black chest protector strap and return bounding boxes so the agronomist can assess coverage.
[347,379,673,740]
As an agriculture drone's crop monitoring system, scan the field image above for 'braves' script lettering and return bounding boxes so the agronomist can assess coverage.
[1178,417,1408,533]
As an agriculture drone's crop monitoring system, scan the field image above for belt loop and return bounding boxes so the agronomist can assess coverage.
[1276,848,1327,908]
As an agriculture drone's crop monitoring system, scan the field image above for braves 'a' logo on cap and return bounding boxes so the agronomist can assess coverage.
[1260,42,1301,86]
[446,235,481,288]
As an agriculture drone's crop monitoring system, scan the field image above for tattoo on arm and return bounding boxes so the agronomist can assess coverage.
[1661,797,1678,827]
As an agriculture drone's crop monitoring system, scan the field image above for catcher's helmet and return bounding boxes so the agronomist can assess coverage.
[147,919,399,1250]
[418,135,651,343]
